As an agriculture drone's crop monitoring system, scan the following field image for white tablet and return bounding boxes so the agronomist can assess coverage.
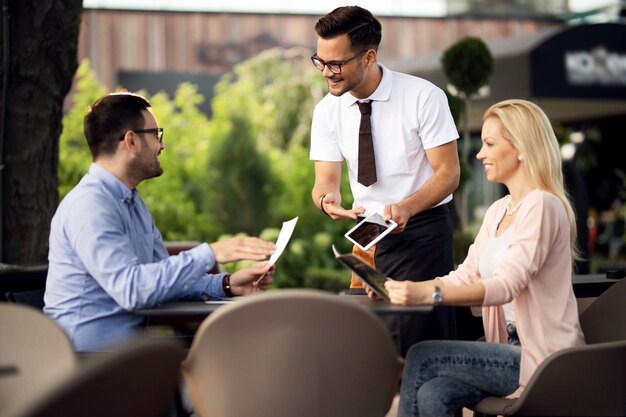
[344,212,397,251]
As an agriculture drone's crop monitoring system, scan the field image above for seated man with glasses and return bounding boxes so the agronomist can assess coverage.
[44,92,276,352]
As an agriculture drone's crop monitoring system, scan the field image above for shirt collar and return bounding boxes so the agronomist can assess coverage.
[88,163,135,204]
[341,63,392,108]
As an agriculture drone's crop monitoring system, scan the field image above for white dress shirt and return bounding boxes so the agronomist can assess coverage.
[310,64,459,215]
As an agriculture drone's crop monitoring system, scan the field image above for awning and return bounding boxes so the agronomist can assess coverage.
[386,23,626,131]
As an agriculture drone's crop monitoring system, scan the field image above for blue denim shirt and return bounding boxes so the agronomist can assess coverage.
[44,163,226,352]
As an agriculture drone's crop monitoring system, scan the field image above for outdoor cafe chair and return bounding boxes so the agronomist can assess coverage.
[14,338,183,417]
[182,288,403,417]
[0,303,78,417]
[471,276,626,416]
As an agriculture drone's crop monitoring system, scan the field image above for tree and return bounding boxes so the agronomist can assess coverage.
[203,47,349,238]
[442,36,493,230]
[0,0,83,264]
[205,114,273,236]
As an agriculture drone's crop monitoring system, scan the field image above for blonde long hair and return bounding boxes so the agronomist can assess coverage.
[483,99,581,261]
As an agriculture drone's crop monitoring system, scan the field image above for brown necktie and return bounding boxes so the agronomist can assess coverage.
[357,101,376,187]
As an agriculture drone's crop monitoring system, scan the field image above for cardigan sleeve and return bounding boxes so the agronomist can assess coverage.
[482,191,568,306]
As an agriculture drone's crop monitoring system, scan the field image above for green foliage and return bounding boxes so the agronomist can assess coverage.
[204,114,273,236]
[452,230,474,266]
[130,86,220,240]
[442,36,493,231]
[444,90,463,124]
[203,47,331,238]
[441,36,494,98]
[58,60,107,199]
[210,48,322,152]
[202,47,356,282]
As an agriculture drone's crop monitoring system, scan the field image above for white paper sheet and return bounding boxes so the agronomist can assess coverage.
[255,217,298,284]
[268,217,298,266]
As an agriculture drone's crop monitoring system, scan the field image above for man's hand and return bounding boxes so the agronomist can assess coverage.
[321,192,365,220]
[383,202,412,233]
[209,237,276,264]
[230,262,275,295]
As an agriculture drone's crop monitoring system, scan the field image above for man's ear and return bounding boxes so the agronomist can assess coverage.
[120,130,140,154]
[365,49,377,68]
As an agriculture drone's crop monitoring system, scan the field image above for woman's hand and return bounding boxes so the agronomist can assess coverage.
[384,280,434,305]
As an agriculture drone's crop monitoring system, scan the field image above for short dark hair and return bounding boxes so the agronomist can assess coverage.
[83,93,151,159]
[314,6,382,52]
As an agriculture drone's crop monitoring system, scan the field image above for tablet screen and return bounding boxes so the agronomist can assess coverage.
[344,213,397,251]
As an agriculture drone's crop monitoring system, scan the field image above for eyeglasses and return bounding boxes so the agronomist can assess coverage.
[311,50,368,74]
[119,128,164,144]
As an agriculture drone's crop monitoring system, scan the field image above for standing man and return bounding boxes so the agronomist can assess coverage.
[45,92,276,352]
[310,6,460,356]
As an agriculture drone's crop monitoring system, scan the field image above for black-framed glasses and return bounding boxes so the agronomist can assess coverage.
[311,50,368,74]
[119,128,164,143]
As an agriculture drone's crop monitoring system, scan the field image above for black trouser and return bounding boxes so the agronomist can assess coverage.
[374,203,457,357]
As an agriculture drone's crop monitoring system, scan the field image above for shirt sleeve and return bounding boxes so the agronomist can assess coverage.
[65,194,225,310]
[417,86,459,150]
[310,98,344,162]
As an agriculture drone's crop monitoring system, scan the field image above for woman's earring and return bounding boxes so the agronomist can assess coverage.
[518,154,523,162]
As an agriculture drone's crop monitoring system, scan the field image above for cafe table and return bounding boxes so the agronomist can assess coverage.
[135,274,620,332]
[135,292,432,327]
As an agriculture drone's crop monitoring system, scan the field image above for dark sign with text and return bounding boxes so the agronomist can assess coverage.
[531,23,626,100]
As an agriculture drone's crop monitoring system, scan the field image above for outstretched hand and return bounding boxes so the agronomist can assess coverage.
[209,237,276,264]
[321,192,365,220]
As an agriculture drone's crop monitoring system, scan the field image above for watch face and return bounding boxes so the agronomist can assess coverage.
[433,286,442,304]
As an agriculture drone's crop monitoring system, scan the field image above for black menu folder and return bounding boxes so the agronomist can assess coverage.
[332,244,390,302]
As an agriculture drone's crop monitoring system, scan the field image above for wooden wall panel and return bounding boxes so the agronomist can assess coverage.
[76,10,559,92]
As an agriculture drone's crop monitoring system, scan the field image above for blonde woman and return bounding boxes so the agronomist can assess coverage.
[385,99,586,417]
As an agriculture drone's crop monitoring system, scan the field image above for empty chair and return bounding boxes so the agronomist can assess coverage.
[14,338,183,417]
[0,303,77,417]
[182,289,402,417]
[472,277,626,417]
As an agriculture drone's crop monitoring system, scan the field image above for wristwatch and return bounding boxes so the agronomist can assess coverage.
[222,274,235,298]
[432,285,443,306]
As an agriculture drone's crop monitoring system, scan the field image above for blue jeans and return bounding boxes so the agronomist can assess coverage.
[397,340,521,417]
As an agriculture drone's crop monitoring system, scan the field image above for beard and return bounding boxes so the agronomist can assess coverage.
[327,64,366,97]
[144,158,163,180]
[129,157,163,184]
[145,165,163,180]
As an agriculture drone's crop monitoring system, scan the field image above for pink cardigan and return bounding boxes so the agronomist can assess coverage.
[440,189,585,395]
